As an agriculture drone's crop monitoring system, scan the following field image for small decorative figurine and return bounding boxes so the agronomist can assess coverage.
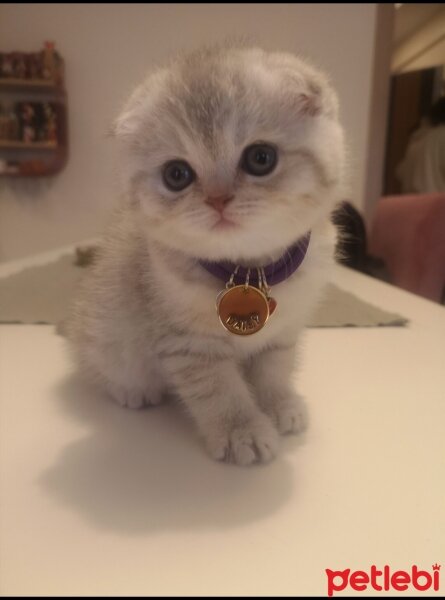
[32,103,45,141]
[0,104,8,139]
[15,53,27,79]
[41,41,55,80]
[1,54,14,78]
[23,123,35,143]
[24,52,42,80]
[20,103,36,143]
[44,103,57,142]
[7,104,19,140]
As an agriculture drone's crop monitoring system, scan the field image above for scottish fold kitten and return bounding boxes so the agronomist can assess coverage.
[66,44,345,466]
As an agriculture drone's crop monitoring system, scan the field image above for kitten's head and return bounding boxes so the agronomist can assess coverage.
[115,44,345,262]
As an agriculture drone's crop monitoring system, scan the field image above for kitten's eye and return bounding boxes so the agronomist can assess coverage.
[162,160,196,192]
[241,143,277,177]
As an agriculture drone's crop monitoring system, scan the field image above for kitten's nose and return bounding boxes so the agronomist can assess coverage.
[205,195,234,213]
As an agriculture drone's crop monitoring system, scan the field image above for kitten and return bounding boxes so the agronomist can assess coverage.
[65,44,345,466]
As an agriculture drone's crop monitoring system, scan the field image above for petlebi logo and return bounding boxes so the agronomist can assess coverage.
[326,564,441,596]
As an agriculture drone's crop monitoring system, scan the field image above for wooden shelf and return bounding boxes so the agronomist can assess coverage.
[0,78,61,91]
[0,44,67,176]
[0,140,58,150]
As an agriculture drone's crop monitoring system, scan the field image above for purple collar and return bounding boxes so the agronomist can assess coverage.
[199,233,311,287]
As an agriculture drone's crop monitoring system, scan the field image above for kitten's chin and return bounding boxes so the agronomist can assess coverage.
[211,217,239,231]
[145,210,321,263]
[149,227,296,265]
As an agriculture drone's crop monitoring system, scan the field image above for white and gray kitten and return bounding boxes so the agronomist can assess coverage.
[66,44,345,466]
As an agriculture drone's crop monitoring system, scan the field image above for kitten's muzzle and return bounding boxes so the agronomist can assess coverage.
[205,195,234,214]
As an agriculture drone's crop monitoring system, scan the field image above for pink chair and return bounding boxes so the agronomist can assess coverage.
[369,194,445,303]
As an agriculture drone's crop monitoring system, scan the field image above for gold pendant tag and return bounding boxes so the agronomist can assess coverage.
[216,285,270,335]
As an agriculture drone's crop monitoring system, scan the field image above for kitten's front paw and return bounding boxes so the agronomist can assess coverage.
[205,412,279,466]
[107,384,163,410]
[261,393,308,435]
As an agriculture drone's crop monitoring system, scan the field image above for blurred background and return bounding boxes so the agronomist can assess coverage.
[0,3,444,303]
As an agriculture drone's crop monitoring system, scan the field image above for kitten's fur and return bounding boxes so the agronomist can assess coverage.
[66,44,345,466]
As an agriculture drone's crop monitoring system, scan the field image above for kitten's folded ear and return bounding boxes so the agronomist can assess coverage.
[287,62,339,120]
[270,51,339,119]
[112,109,138,139]
[113,92,146,139]
[296,82,339,119]
[297,92,322,118]
[112,68,169,140]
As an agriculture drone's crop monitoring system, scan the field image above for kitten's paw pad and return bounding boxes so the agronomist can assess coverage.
[206,415,279,466]
[275,397,308,435]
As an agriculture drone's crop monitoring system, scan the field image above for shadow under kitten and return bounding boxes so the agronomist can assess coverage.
[39,374,304,535]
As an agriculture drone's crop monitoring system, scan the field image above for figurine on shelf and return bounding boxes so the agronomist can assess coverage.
[53,49,64,86]
[41,41,55,80]
[43,103,57,142]
[14,53,27,79]
[1,53,14,78]
[0,104,8,139]
[0,103,20,141]
[33,103,45,141]
[27,53,41,80]
[19,103,36,143]
[7,103,19,140]
[23,123,36,143]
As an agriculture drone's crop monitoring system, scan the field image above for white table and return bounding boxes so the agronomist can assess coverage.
[1,251,444,596]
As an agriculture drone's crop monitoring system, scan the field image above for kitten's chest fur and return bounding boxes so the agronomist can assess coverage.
[147,225,335,359]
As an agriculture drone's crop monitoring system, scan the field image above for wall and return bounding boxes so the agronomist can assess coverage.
[363,4,394,222]
[0,3,379,262]
[392,8,445,73]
